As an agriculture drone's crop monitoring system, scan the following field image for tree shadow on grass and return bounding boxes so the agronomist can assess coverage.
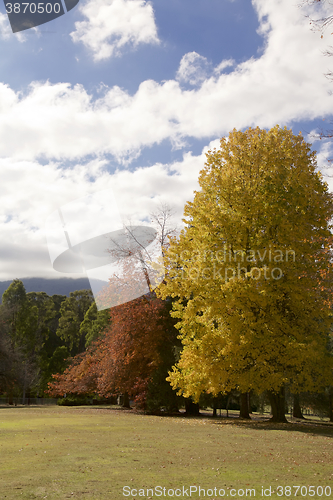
[210,414,333,438]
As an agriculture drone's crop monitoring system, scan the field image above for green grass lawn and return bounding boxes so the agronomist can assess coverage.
[0,406,332,500]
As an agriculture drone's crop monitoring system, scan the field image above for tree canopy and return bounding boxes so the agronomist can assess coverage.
[48,294,178,409]
[156,125,333,421]
[56,290,94,355]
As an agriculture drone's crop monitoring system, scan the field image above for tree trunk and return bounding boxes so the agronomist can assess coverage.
[268,386,288,423]
[22,362,27,405]
[122,392,131,408]
[329,389,333,423]
[8,390,13,405]
[239,392,251,419]
[226,394,231,418]
[292,393,305,419]
[248,392,252,414]
[184,398,200,416]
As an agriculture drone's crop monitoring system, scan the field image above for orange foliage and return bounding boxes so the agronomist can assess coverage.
[48,294,172,408]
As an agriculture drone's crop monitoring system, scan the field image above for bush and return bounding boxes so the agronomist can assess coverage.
[57,395,92,406]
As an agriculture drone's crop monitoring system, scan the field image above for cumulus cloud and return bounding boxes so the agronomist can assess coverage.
[214,59,235,75]
[0,12,26,41]
[0,132,330,281]
[2,0,333,281]
[0,141,214,279]
[176,52,234,86]
[70,0,159,61]
[176,52,212,86]
[0,0,332,162]
[0,157,108,279]
[0,12,12,40]
[307,132,333,189]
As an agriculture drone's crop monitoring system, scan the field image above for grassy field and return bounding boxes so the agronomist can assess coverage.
[0,406,332,500]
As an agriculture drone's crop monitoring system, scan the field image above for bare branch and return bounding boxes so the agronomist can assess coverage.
[100,204,179,307]
[149,202,180,254]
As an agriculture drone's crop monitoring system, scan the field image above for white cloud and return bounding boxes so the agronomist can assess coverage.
[0,0,332,161]
[0,12,26,41]
[176,52,212,86]
[3,0,333,282]
[0,130,330,281]
[214,59,235,75]
[0,157,107,279]
[0,12,12,40]
[0,142,214,279]
[306,131,333,188]
[0,79,187,162]
[70,0,159,61]
[176,53,234,86]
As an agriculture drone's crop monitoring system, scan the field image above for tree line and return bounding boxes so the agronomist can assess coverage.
[0,282,102,404]
[1,126,333,422]
[49,126,333,421]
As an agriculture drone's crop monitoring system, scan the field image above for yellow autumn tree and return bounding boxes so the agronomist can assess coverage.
[156,125,333,422]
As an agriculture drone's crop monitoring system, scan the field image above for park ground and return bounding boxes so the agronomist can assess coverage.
[0,406,332,500]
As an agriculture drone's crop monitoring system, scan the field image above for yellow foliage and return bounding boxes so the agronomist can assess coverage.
[157,126,333,401]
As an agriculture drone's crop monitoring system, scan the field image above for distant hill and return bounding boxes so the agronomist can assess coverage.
[0,277,107,301]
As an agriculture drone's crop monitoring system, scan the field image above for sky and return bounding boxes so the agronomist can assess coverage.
[0,0,333,283]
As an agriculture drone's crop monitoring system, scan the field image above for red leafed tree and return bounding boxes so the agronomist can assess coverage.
[48,294,173,408]
[49,207,179,408]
